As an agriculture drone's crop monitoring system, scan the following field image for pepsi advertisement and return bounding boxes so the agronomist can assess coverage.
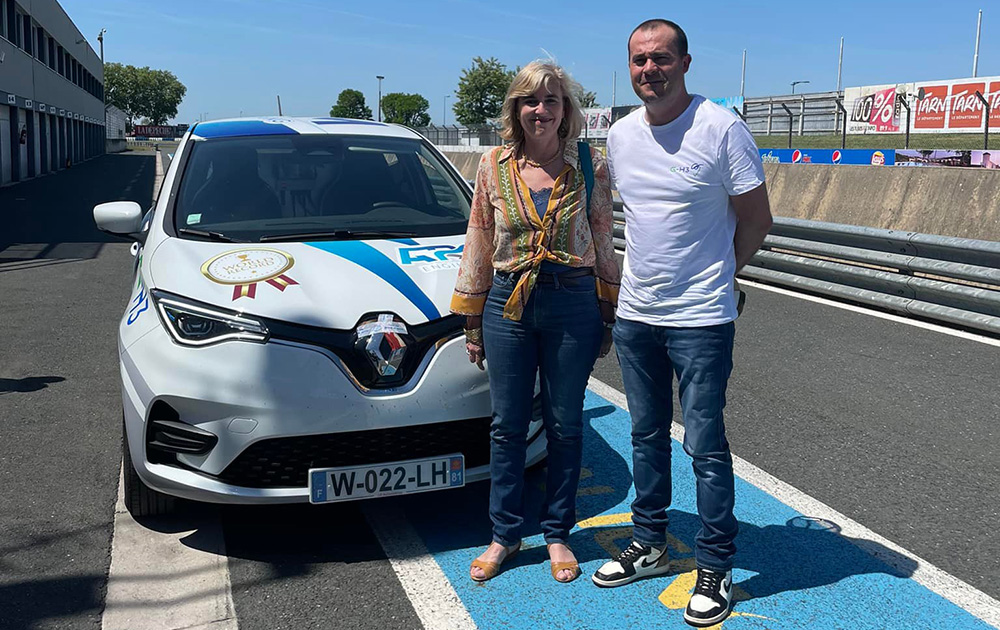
[758,149,895,166]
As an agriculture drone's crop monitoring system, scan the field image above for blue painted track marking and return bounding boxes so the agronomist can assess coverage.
[386,390,994,629]
[305,240,440,320]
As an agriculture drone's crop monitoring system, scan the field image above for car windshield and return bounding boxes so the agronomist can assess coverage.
[172,134,471,241]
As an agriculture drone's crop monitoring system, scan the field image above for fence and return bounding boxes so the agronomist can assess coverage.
[417,124,502,147]
[743,91,844,136]
[611,205,1000,336]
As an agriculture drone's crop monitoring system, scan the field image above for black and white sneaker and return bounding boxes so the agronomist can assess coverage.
[683,568,733,627]
[591,540,671,587]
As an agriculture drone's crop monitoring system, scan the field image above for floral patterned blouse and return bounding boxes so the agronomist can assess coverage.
[450,142,621,321]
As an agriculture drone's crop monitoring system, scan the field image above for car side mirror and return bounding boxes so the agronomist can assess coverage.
[94,201,144,240]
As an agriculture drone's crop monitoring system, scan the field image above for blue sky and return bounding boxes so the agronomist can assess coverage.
[62,0,999,125]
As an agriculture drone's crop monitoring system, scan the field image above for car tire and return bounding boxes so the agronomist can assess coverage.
[122,419,177,518]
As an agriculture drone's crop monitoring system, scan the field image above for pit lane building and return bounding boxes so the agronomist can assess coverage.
[1,0,104,186]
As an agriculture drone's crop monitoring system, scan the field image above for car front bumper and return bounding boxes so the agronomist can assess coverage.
[120,322,545,504]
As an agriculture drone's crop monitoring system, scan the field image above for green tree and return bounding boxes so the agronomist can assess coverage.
[330,89,373,120]
[105,62,186,127]
[574,85,599,108]
[381,92,431,127]
[453,56,515,125]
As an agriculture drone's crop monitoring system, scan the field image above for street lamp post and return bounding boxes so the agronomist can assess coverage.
[376,75,384,122]
[791,80,810,94]
[443,95,449,126]
[97,28,106,64]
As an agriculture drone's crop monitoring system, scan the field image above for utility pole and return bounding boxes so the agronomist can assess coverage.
[276,95,282,116]
[973,9,983,77]
[612,71,617,108]
[443,95,449,126]
[740,49,747,97]
[376,75,385,122]
[837,37,844,91]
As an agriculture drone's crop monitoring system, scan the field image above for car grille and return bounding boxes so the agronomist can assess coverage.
[215,416,493,489]
[263,314,464,390]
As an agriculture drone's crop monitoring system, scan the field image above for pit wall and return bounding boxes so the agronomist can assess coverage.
[442,150,1000,242]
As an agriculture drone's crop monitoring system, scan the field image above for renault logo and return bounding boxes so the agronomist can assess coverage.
[356,314,408,377]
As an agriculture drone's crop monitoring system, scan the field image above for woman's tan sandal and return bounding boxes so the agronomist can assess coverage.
[550,560,581,583]
[469,543,521,582]
[548,544,581,583]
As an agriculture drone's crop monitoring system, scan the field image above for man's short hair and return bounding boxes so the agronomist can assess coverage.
[629,19,688,58]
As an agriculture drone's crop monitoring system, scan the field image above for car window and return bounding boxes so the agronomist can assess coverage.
[173,134,471,240]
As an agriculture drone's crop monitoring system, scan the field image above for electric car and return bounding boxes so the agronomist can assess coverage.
[95,117,544,516]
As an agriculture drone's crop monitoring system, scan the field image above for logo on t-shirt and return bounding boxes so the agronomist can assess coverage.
[669,163,703,174]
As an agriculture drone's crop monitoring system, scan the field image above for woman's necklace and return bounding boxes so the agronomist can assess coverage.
[522,146,562,168]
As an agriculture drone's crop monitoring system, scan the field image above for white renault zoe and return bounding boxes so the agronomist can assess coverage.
[95,117,544,516]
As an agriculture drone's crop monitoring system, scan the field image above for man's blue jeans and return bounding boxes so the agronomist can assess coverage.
[613,317,738,572]
[482,271,603,546]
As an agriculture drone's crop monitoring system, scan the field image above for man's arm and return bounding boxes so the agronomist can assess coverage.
[731,182,773,273]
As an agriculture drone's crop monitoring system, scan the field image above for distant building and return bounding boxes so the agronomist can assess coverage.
[1,0,104,186]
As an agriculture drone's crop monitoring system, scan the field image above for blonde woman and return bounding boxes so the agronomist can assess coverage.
[450,61,620,583]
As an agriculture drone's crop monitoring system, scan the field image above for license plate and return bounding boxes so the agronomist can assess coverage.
[308,454,465,504]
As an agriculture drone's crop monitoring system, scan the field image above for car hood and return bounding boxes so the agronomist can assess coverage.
[146,236,467,329]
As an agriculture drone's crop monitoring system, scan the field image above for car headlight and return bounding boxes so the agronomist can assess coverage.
[151,290,269,346]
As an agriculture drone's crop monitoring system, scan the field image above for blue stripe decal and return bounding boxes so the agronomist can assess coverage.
[390,238,419,245]
[306,241,440,320]
[193,120,298,138]
[311,118,387,127]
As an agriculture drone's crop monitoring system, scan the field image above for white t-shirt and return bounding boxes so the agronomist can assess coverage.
[607,95,765,327]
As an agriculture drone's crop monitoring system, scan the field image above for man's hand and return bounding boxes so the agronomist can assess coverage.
[598,327,613,358]
[598,302,615,358]
[731,183,773,273]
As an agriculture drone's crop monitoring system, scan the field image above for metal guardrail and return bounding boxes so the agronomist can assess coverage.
[611,205,1000,336]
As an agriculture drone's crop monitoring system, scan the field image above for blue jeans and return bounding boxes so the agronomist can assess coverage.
[483,270,603,546]
[613,317,738,571]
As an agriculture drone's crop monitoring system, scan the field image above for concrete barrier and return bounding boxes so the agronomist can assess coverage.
[444,151,484,182]
[443,150,1000,242]
[106,139,128,154]
[762,163,1000,242]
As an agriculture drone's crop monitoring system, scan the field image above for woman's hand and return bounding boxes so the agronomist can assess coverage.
[467,341,486,370]
[465,317,485,370]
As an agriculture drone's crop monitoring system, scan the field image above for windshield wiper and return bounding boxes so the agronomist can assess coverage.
[178,228,242,242]
[259,230,418,243]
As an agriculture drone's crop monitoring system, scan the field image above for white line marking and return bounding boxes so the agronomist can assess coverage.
[101,464,238,630]
[737,278,1000,347]
[364,501,477,630]
[587,376,1000,629]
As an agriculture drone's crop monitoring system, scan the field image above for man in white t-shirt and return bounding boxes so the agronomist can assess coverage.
[592,18,773,629]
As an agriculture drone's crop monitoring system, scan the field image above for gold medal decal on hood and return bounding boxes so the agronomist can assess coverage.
[200,248,299,300]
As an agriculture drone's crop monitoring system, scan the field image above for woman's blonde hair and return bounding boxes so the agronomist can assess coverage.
[500,61,584,146]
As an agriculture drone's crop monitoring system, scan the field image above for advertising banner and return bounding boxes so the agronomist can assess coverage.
[758,148,894,166]
[582,108,612,139]
[895,150,1000,168]
[132,125,176,138]
[845,84,912,134]
[710,96,745,113]
[847,75,1000,134]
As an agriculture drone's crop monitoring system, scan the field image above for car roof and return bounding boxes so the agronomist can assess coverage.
[189,117,423,141]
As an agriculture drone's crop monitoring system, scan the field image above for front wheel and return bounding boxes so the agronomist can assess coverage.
[122,419,177,518]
